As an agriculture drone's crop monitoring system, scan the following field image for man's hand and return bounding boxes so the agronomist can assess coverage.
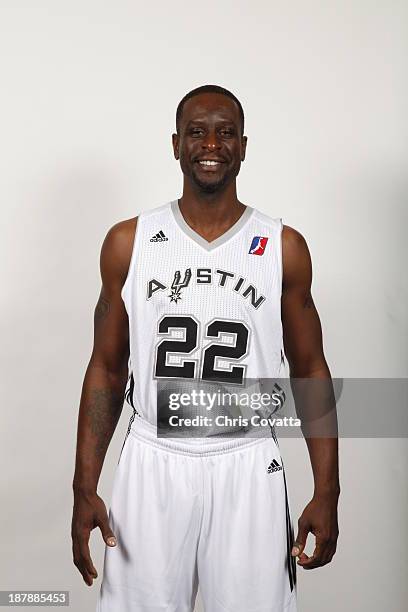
[71,491,117,586]
[291,493,339,569]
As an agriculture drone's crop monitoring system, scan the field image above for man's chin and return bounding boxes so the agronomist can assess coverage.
[192,174,229,194]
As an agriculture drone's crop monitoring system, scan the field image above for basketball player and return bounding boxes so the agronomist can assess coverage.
[72,85,340,612]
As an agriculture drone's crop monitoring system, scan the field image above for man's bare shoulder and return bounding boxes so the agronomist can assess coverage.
[100,217,138,285]
[282,224,308,250]
[104,217,138,248]
[282,224,312,285]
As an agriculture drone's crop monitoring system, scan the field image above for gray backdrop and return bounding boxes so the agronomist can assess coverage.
[1,1,407,611]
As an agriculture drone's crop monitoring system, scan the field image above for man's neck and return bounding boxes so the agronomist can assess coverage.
[178,182,246,235]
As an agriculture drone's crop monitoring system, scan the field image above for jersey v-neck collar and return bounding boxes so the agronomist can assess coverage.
[170,199,254,252]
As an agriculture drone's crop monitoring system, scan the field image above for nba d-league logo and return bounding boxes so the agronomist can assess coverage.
[249,236,269,256]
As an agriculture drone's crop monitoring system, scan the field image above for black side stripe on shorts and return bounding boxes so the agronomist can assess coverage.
[269,426,296,591]
[282,466,297,591]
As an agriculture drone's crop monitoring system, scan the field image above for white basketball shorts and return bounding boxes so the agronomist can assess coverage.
[96,417,297,612]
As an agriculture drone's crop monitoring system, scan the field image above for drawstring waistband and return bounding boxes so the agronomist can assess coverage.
[129,416,270,457]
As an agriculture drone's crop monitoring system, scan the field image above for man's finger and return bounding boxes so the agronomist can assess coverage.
[82,568,95,586]
[298,537,326,569]
[79,557,97,585]
[78,533,98,578]
[73,542,96,585]
[317,538,337,567]
[291,518,309,556]
[96,513,117,547]
[297,551,310,565]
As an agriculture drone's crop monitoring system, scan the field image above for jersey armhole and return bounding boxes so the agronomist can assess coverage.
[277,217,287,374]
[277,217,284,296]
[121,215,141,306]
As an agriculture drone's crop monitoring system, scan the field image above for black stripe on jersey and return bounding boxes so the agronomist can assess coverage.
[119,372,138,464]
[125,372,136,409]
[269,424,279,446]
[283,466,297,591]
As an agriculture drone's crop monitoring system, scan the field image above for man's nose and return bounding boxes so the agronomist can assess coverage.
[202,130,221,149]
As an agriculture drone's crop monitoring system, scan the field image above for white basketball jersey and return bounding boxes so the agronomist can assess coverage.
[121,199,285,429]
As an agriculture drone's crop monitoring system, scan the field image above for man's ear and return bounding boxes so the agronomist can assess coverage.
[172,133,179,160]
[241,135,248,162]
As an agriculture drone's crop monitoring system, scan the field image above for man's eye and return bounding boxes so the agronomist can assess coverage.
[191,129,204,136]
[220,130,234,136]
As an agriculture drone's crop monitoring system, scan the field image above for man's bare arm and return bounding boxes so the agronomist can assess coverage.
[281,224,340,569]
[71,217,137,586]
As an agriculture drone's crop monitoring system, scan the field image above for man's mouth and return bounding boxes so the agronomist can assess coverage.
[195,158,226,169]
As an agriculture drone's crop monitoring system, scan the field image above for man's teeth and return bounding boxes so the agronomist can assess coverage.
[199,160,220,166]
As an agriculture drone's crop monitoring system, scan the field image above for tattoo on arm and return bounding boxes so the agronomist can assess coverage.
[86,389,123,457]
[303,294,315,309]
[94,296,110,324]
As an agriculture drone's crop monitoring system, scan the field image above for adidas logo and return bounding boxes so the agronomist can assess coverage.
[267,459,282,474]
[150,230,168,242]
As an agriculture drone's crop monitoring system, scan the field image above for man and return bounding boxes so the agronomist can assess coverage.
[72,84,340,612]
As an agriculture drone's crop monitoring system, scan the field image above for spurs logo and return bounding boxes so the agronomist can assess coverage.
[169,268,192,303]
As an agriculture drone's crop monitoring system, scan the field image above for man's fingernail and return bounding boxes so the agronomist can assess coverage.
[107,537,116,546]
[291,546,300,556]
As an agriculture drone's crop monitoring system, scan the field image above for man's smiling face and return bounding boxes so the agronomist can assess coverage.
[173,93,247,194]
